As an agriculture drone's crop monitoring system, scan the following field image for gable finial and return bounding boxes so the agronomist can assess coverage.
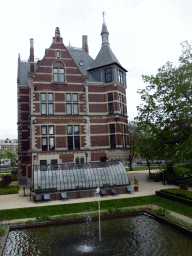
[55,27,60,38]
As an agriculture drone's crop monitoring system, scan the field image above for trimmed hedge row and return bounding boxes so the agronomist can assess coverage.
[156,189,192,206]
[160,188,192,200]
[0,186,20,195]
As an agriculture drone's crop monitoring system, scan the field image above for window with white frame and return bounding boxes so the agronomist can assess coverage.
[41,93,54,115]
[67,125,80,150]
[41,125,55,151]
[66,93,79,115]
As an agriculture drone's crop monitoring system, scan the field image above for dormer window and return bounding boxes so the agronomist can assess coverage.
[79,60,84,66]
[105,68,112,82]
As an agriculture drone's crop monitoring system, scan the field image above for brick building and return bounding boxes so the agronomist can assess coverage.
[17,19,129,185]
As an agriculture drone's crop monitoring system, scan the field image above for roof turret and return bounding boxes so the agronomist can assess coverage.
[88,15,127,71]
[101,12,109,45]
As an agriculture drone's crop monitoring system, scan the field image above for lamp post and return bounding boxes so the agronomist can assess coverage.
[85,153,88,163]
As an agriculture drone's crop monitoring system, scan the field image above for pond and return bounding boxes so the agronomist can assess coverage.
[3,214,192,256]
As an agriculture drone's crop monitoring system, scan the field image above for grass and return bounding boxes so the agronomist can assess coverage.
[152,207,192,231]
[126,166,149,171]
[0,225,8,248]
[0,168,14,174]
[0,186,20,195]
[0,195,192,222]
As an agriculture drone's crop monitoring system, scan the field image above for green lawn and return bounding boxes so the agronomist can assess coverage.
[126,167,149,171]
[0,225,8,248]
[0,168,14,174]
[0,195,191,221]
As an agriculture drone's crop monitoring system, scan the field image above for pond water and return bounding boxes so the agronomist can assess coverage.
[3,214,192,256]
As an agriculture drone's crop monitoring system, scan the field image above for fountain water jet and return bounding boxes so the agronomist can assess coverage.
[95,187,101,242]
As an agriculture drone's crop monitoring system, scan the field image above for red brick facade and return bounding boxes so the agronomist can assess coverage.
[17,27,129,184]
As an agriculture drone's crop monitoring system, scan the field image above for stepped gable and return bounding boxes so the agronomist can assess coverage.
[33,27,85,85]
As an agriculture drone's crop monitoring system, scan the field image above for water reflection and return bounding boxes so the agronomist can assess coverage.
[3,214,192,256]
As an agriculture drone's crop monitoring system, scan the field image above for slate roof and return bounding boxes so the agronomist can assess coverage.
[88,44,123,70]
[101,21,109,35]
[18,61,38,85]
[67,47,94,77]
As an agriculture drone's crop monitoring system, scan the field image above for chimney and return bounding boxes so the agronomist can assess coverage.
[82,35,89,53]
[30,38,34,73]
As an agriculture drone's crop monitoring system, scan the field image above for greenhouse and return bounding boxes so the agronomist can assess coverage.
[33,161,129,192]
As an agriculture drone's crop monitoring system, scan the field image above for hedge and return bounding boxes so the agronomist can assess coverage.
[159,188,192,200]
[0,186,20,195]
[156,189,192,206]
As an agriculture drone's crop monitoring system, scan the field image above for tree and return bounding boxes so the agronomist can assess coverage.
[3,148,17,168]
[128,121,140,171]
[136,41,192,166]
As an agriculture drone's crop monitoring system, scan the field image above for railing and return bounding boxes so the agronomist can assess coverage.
[32,161,129,193]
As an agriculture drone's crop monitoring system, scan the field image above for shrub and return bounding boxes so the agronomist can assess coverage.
[11,170,19,181]
[36,215,52,222]
[108,207,121,214]
[11,170,18,176]
[152,207,170,217]
[0,175,12,188]
[11,174,18,181]
[166,166,191,180]
[147,172,161,182]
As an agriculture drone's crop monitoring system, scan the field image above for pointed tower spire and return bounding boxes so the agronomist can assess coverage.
[101,12,109,45]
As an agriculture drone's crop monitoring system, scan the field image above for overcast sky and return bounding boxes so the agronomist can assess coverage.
[1,0,192,139]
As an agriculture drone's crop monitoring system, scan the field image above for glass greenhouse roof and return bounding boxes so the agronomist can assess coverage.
[33,161,129,191]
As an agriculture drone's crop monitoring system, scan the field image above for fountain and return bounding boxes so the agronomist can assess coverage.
[3,213,192,255]
[95,187,101,242]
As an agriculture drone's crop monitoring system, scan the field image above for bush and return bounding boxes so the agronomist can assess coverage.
[0,175,12,188]
[166,166,191,180]
[147,172,161,182]
[152,207,170,217]
[174,167,191,177]
[11,174,18,181]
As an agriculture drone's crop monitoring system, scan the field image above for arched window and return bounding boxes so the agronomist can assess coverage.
[53,62,65,83]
